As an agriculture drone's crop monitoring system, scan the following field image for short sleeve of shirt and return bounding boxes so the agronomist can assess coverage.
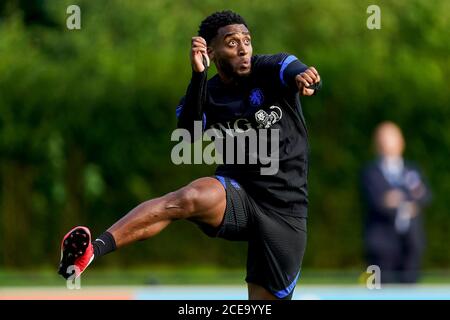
[251,53,309,91]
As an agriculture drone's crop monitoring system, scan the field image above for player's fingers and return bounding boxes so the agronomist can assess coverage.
[309,67,320,83]
[309,67,321,83]
[192,41,207,50]
[300,72,314,85]
[191,36,203,42]
[303,88,315,96]
[192,36,207,45]
[192,37,207,47]
[192,46,207,55]
[192,46,207,56]
[304,69,318,83]
[192,38,206,45]
[309,66,319,77]
[315,74,321,83]
[297,75,310,88]
[191,49,205,60]
[192,44,207,51]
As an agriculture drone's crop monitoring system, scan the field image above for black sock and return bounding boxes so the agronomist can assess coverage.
[92,231,116,260]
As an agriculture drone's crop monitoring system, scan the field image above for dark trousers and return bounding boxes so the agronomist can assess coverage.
[365,219,425,283]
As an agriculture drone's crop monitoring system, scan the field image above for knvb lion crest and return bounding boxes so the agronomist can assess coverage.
[249,88,264,107]
[255,106,283,129]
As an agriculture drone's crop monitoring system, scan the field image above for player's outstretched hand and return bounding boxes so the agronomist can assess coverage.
[190,36,210,73]
[296,67,321,96]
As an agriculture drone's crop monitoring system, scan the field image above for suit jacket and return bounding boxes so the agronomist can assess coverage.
[361,159,431,230]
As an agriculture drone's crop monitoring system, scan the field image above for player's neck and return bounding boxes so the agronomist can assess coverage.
[217,71,249,87]
[215,63,240,85]
[217,71,234,85]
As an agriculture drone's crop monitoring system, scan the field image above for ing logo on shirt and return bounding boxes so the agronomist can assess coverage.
[249,88,264,107]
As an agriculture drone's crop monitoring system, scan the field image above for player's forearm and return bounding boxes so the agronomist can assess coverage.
[278,56,322,95]
[278,56,307,90]
[177,70,207,130]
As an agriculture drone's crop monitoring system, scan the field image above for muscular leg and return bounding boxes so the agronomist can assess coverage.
[107,177,226,248]
[248,283,278,300]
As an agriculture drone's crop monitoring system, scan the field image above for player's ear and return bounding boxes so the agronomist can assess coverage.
[207,47,214,61]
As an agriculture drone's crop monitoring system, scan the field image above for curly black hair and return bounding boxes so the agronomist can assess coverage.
[198,10,248,45]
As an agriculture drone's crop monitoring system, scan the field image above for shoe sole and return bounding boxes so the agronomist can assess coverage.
[58,227,90,279]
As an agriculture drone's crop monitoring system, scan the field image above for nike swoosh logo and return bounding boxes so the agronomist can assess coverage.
[95,239,105,245]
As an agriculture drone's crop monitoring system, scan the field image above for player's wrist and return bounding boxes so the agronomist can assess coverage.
[191,69,207,79]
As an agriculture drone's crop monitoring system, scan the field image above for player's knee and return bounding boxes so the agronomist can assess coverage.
[173,186,202,218]
[166,178,224,219]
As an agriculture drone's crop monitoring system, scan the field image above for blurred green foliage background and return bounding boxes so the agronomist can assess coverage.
[0,0,448,275]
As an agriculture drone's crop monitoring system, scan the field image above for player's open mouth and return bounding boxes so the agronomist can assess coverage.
[239,60,251,70]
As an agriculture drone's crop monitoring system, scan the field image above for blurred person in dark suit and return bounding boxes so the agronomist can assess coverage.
[361,121,431,283]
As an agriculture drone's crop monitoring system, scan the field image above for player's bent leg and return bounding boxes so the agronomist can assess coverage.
[58,177,226,279]
[107,176,226,248]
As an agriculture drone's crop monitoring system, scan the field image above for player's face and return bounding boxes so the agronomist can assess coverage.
[210,24,253,79]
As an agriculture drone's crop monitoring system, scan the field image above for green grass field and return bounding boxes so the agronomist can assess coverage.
[1,267,450,287]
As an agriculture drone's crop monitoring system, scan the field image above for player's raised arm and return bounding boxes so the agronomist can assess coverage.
[254,53,322,96]
[176,36,209,137]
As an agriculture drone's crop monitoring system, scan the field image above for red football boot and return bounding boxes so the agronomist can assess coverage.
[58,226,94,280]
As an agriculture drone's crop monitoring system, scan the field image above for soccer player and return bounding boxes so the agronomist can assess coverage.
[58,10,322,300]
